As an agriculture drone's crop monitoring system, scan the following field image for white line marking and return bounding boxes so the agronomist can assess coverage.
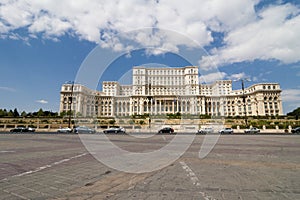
[179,161,215,200]
[0,150,15,153]
[1,153,88,181]
[3,190,29,200]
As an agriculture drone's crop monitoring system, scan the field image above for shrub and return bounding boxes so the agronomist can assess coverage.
[109,119,116,125]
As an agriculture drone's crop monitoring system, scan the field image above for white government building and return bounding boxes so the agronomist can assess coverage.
[59,66,283,117]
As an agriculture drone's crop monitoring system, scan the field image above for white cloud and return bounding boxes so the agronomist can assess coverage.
[36,99,48,104]
[199,72,227,83]
[282,89,300,113]
[0,86,16,92]
[200,3,300,68]
[0,0,299,66]
[0,0,257,52]
[282,89,300,102]
[228,72,247,81]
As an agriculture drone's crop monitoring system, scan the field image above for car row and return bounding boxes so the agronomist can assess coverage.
[197,127,262,134]
[57,126,96,134]
[9,126,300,134]
[56,126,127,134]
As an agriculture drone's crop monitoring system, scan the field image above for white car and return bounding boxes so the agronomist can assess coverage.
[197,127,214,134]
[244,127,260,134]
[57,127,72,133]
[219,128,233,134]
[74,126,96,134]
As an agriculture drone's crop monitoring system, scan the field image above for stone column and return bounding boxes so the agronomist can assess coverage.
[172,100,174,114]
[159,100,162,115]
[201,98,206,115]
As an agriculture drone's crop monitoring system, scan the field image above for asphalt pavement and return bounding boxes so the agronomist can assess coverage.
[0,133,299,200]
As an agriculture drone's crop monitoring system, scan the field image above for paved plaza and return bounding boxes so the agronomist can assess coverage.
[0,133,299,200]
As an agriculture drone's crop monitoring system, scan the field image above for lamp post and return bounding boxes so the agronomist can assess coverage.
[146,83,152,128]
[67,81,74,128]
[235,78,250,127]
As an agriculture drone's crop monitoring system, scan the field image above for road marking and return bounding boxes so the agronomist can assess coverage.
[3,190,29,200]
[179,161,215,200]
[1,153,88,181]
[0,150,15,153]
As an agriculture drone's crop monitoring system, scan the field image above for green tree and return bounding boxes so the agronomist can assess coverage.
[7,110,14,117]
[21,111,27,117]
[13,108,19,117]
[37,108,44,117]
[0,109,7,117]
[287,107,300,118]
[60,111,67,117]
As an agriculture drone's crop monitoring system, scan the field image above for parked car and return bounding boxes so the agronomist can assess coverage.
[197,127,214,134]
[158,127,175,134]
[10,127,35,132]
[57,127,72,133]
[219,128,233,134]
[244,127,260,134]
[291,127,300,134]
[103,127,126,134]
[27,127,35,132]
[74,126,96,134]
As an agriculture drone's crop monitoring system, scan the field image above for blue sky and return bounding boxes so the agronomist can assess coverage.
[0,0,299,114]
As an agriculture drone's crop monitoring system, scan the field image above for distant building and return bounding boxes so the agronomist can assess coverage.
[59,66,283,117]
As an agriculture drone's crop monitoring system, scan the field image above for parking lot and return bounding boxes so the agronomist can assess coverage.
[0,133,299,199]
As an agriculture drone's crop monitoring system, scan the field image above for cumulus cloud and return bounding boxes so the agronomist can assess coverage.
[0,86,16,92]
[199,71,253,83]
[199,72,227,83]
[228,72,247,81]
[282,89,300,102]
[0,0,299,66]
[36,99,48,104]
[0,0,256,51]
[200,3,300,68]
[282,88,300,112]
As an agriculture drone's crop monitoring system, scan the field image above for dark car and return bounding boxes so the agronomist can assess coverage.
[74,126,96,134]
[103,127,126,134]
[158,127,175,134]
[10,127,35,132]
[291,127,300,134]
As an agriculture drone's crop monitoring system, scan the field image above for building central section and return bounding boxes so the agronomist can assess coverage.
[59,66,283,117]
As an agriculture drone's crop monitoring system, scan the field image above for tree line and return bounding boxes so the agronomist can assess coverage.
[287,107,300,119]
[0,108,58,118]
[1,107,299,118]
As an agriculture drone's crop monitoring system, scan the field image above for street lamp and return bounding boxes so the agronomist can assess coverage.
[234,78,251,127]
[66,81,75,128]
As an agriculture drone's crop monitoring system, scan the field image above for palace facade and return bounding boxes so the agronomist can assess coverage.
[59,66,283,117]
